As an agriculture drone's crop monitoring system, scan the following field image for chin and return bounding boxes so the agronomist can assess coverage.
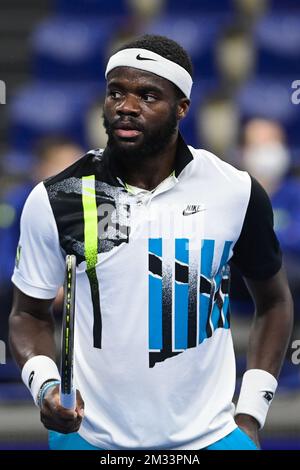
[113,136,144,152]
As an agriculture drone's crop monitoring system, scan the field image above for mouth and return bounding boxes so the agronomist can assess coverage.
[113,121,143,140]
[114,129,142,139]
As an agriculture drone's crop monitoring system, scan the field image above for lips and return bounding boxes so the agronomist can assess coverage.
[113,121,143,139]
[114,129,141,138]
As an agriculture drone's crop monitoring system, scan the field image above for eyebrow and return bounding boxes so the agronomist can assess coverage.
[107,80,164,96]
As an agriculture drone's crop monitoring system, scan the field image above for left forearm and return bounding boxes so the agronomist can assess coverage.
[235,289,293,440]
[247,293,293,378]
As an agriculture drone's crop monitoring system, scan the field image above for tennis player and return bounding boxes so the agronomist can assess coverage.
[9,35,293,450]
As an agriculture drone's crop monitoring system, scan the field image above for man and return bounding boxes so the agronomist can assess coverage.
[9,35,293,450]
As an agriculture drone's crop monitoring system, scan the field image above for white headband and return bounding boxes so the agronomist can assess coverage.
[105,48,193,99]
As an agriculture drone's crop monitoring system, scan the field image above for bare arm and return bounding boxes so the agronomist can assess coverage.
[9,287,56,368]
[244,266,293,376]
[9,286,84,433]
[235,266,294,444]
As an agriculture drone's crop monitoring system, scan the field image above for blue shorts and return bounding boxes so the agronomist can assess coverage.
[48,427,258,450]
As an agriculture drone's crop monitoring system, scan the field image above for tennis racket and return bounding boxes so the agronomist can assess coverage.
[60,254,76,409]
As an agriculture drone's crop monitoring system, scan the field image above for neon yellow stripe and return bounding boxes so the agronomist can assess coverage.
[82,176,98,270]
[124,182,135,194]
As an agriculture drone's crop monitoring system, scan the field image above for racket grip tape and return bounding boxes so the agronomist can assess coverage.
[60,389,76,410]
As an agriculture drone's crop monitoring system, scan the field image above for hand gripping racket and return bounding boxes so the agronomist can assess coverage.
[60,254,76,409]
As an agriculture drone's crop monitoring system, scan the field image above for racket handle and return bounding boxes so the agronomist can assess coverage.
[60,389,76,410]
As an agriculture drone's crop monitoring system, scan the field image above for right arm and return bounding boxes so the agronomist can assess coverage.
[9,182,84,433]
[9,288,56,368]
[9,287,84,434]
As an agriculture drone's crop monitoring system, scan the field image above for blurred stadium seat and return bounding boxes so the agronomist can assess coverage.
[9,81,103,151]
[0,150,36,177]
[180,79,218,147]
[270,0,300,10]
[144,14,232,78]
[55,0,129,16]
[165,0,234,13]
[237,78,300,146]
[0,360,31,402]
[255,13,300,76]
[31,16,125,81]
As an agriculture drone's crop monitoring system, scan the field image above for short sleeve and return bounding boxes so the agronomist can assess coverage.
[231,177,282,280]
[11,182,65,298]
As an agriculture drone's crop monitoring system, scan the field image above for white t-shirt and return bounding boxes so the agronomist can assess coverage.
[12,137,280,450]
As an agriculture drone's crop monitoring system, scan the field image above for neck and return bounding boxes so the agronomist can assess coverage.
[112,133,179,191]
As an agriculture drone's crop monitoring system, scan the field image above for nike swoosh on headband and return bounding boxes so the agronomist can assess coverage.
[136,54,157,61]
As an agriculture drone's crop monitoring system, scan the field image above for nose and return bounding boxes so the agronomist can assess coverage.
[116,93,141,117]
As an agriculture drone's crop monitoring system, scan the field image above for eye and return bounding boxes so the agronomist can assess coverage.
[143,94,157,103]
[109,90,122,99]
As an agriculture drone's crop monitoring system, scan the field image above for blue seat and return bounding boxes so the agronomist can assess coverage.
[0,150,36,177]
[10,81,104,151]
[237,78,300,146]
[165,0,234,13]
[270,0,300,10]
[255,13,300,76]
[55,0,128,16]
[144,14,231,78]
[0,359,21,381]
[290,147,300,170]
[31,15,123,81]
[180,79,218,148]
[0,383,32,402]
[276,361,300,392]
[55,0,234,16]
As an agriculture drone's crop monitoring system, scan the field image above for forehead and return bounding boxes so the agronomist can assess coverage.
[106,66,176,95]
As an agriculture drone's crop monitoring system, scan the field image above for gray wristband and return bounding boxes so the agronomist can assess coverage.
[37,379,60,408]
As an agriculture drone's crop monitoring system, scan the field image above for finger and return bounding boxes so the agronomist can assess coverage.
[76,390,85,408]
[42,418,82,433]
[75,389,85,417]
[42,401,78,420]
[77,407,84,418]
[42,419,82,434]
[41,412,83,434]
[56,406,78,419]
[46,387,84,418]
[42,386,77,418]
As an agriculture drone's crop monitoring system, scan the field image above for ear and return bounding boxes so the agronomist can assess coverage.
[177,98,190,121]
